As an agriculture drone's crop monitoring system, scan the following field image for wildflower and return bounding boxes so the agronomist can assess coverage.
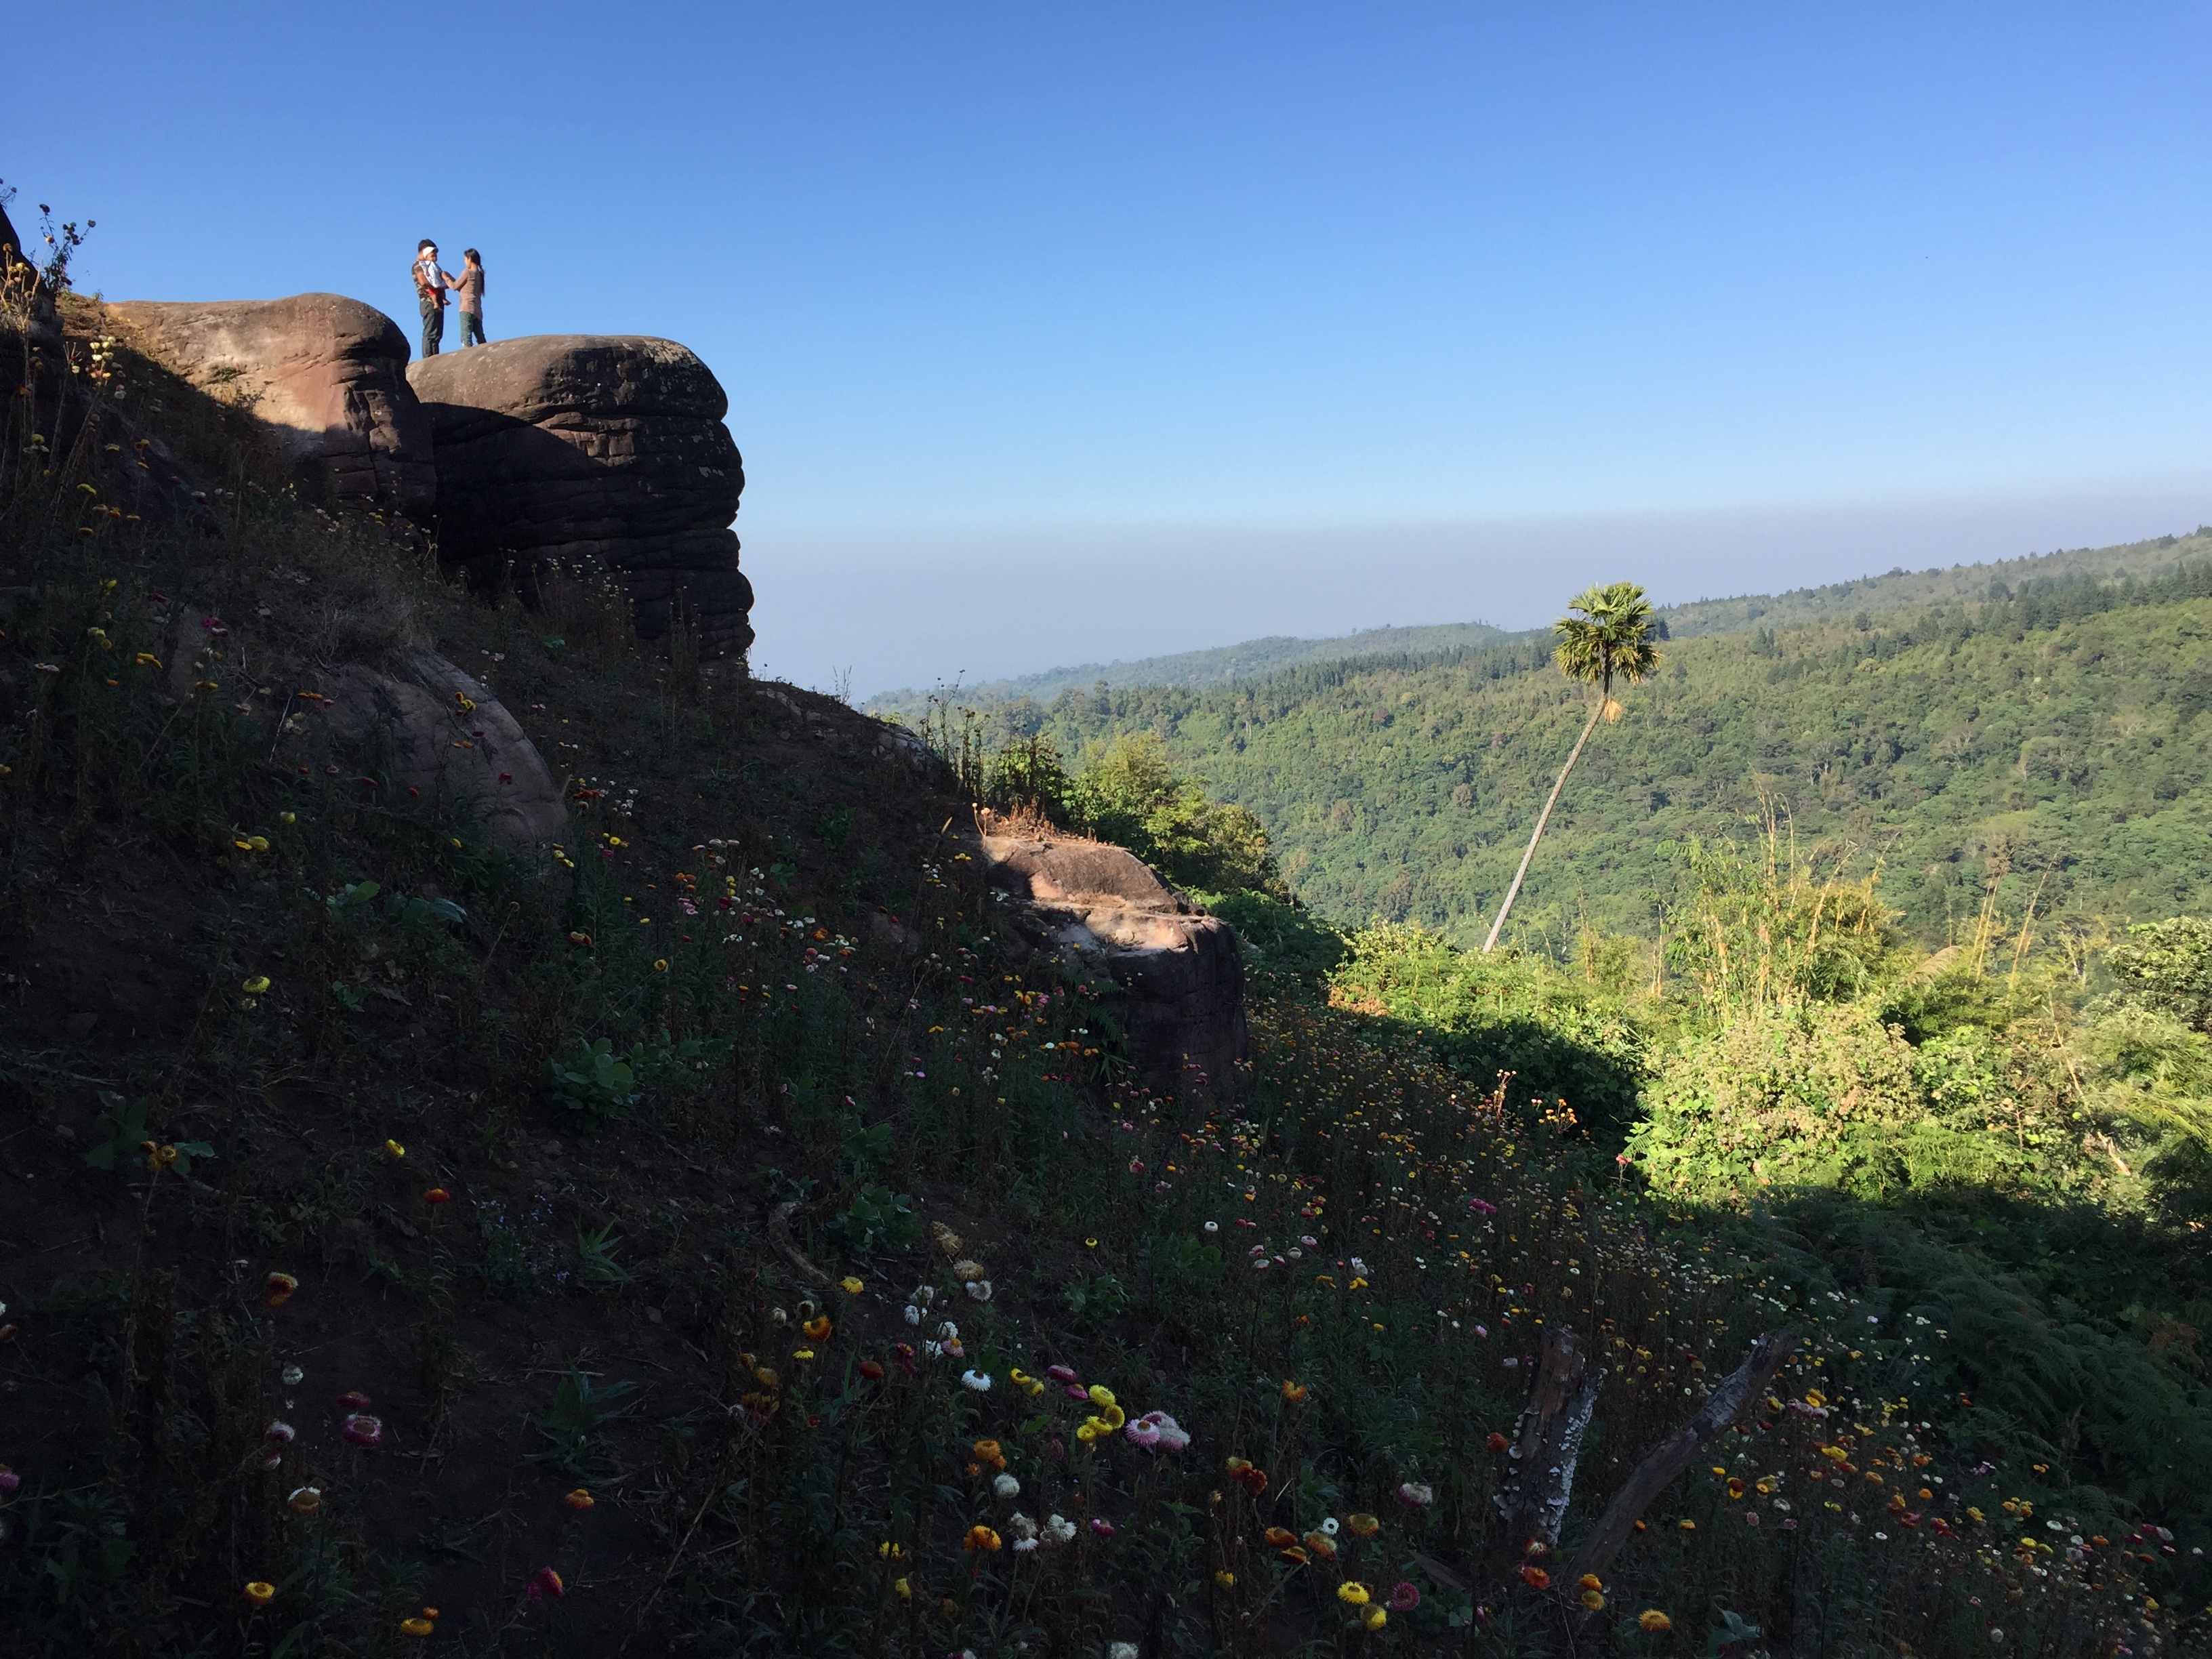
[857,1359,884,1381]
[1090,1517,1115,1538]
[342,1414,383,1446]
[1214,1569,1235,1587]
[266,1421,296,1443]
[1677,1518,1696,1530]
[0,1468,18,1495]
[1639,1610,1672,1633]
[1727,1477,1746,1498]
[960,1370,991,1392]
[903,1303,922,1326]
[653,959,668,972]
[1204,1221,1218,1232]
[1088,1384,1116,1408]
[1279,1545,1309,1564]
[245,1581,276,1605]
[802,1315,832,1340]
[1582,1589,1606,1610]
[1047,1364,1079,1383]
[1518,1564,1551,1589]
[527,1567,564,1600]
[1126,1410,1190,1451]
[135,652,160,667]
[243,975,271,995]
[1304,1530,1337,1560]
[1347,1513,1380,1537]
[564,1489,594,1511]
[288,1486,321,1514]
[994,1473,1020,1498]
[1337,1582,1371,1606]
[1390,1580,1420,1611]
[1009,1368,1046,1396]
[399,1615,435,1637]
[265,1272,299,1307]
[1281,1379,1308,1404]
[1044,1514,1077,1545]
[1109,1646,1139,1659]
[973,1438,1006,1469]
[1396,1481,1433,1508]
[839,1275,864,1294]
[1486,1430,1510,1454]
[424,1188,451,1204]
[964,1524,1002,1553]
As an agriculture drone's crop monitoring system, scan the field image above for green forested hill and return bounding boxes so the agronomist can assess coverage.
[957,564,2212,946]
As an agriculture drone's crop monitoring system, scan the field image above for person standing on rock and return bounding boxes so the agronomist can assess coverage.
[411,239,454,358]
[455,249,487,347]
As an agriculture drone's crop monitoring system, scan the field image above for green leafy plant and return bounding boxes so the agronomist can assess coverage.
[82,1092,213,1177]
[546,1038,639,1127]
[529,1368,639,1480]
[575,1223,632,1290]
[823,1184,919,1256]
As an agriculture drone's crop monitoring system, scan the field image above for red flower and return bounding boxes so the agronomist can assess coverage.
[1517,1565,1551,1590]
[526,1566,564,1601]
[858,1359,885,1381]
[1486,1431,1509,1454]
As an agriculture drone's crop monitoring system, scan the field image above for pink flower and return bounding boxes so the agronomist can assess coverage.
[526,1566,565,1601]
[1065,1383,1091,1401]
[1389,1581,1420,1612]
[0,1468,21,1494]
[1468,1197,1498,1214]
[341,1414,383,1446]
[1125,1411,1190,1452]
[1395,1481,1433,1508]
[1090,1518,1115,1538]
[1046,1364,1079,1384]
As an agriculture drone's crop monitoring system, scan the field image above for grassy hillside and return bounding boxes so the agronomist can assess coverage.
[962,567,2212,948]
[5,277,2207,1658]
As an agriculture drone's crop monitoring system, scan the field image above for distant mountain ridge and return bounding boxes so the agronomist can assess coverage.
[869,526,2212,714]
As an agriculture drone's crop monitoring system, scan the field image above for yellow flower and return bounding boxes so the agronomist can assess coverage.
[564,1488,594,1511]
[840,1276,865,1295]
[802,1315,832,1340]
[653,958,669,972]
[1087,1384,1117,1408]
[1677,1519,1696,1531]
[280,812,295,824]
[399,1616,434,1637]
[1579,1574,1603,1591]
[244,1582,276,1606]
[243,975,270,994]
[1581,1589,1606,1610]
[893,1576,912,1599]
[385,1139,406,1160]
[1214,1570,1235,1588]
[1363,1607,1387,1631]
[1076,1421,1102,1442]
[1347,1513,1380,1537]
[134,652,161,667]
[1336,1582,1370,1605]
[1281,1378,1309,1404]
[792,1348,816,1361]
[1639,1610,1673,1633]
[963,1524,1002,1553]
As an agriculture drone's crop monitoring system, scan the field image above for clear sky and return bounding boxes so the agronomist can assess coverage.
[10,3,2210,694]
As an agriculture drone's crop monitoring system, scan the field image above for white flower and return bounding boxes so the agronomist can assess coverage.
[1012,1536,1038,1551]
[965,1279,993,1302]
[910,1284,935,1306]
[960,1369,991,1392]
[1320,1517,1339,1536]
[903,1304,922,1326]
[994,1473,1020,1498]
[1350,1256,1368,1275]
[938,1320,960,1342]
[1110,1644,1139,1659]
[1203,1221,1218,1233]
[1044,1513,1077,1545]
[1008,1512,1038,1540]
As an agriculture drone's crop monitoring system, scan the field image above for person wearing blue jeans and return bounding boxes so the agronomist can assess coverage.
[455,249,487,346]
[412,239,454,357]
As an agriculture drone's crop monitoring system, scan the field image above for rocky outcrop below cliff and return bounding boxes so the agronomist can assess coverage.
[974,827,1248,1101]
[408,336,752,656]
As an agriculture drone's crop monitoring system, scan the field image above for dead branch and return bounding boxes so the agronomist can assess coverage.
[1494,1323,1607,1551]
[1565,1326,1797,1588]
[766,1200,832,1287]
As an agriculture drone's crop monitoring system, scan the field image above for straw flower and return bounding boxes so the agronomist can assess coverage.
[341,1414,383,1446]
[399,1616,434,1637]
[287,1486,322,1515]
[993,1473,1020,1498]
[243,975,271,995]
[974,1439,1006,1469]
[1337,1582,1370,1605]
[802,1315,832,1340]
[1389,1581,1420,1611]
[1517,1565,1551,1589]
[564,1488,594,1511]
[960,1370,991,1391]
[265,1273,299,1307]
[1639,1610,1673,1633]
[963,1524,1002,1553]
[1347,1512,1380,1536]
[1396,1481,1433,1508]
[424,1188,451,1204]
[1280,1379,1308,1403]
[839,1276,864,1294]
[1581,1589,1605,1610]
[527,1567,564,1600]
[244,1581,276,1605]
[1363,1607,1387,1631]
[1303,1530,1337,1561]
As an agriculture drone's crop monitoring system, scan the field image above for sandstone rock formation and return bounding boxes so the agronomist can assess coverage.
[976,827,1248,1101]
[106,295,434,511]
[407,337,752,656]
[323,651,567,847]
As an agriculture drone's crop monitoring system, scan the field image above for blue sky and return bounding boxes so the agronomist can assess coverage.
[11,3,2210,693]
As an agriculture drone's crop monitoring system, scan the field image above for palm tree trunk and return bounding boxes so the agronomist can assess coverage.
[1481,697,1606,954]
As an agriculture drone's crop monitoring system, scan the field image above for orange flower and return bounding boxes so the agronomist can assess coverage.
[972,1439,1006,1470]
[1303,1530,1337,1561]
[1486,1430,1510,1454]
[1517,1564,1551,1589]
[264,1273,298,1308]
[1280,1379,1308,1404]
[963,1524,1002,1553]
[1263,1526,1298,1549]
[564,1489,594,1511]
[1639,1610,1672,1633]
[424,1188,451,1204]
[1347,1512,1380,1537]
[1278,1544,1309,1565]
[802,1315,832,1340]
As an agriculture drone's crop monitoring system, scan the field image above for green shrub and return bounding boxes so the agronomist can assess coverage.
[545,1038,639,1128]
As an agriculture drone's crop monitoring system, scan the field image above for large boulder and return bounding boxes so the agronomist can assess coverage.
[106,294,434,511]
[977,828,1248,1101]
[323,652,568,848]
[407,336,752,656]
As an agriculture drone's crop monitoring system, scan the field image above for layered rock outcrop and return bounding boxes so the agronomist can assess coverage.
[106,294,434,511]
[977,828,1248,1101]
[407,337,752,655]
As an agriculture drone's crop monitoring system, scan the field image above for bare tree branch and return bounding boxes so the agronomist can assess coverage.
[1494,1324,1609,1551]
[1565,1326,1798,1588]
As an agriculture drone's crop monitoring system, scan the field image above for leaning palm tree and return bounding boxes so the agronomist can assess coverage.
[1481,581,1662,954]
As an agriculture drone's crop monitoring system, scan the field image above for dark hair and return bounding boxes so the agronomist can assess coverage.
[417,239,435,252]
[463,249,480,264]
